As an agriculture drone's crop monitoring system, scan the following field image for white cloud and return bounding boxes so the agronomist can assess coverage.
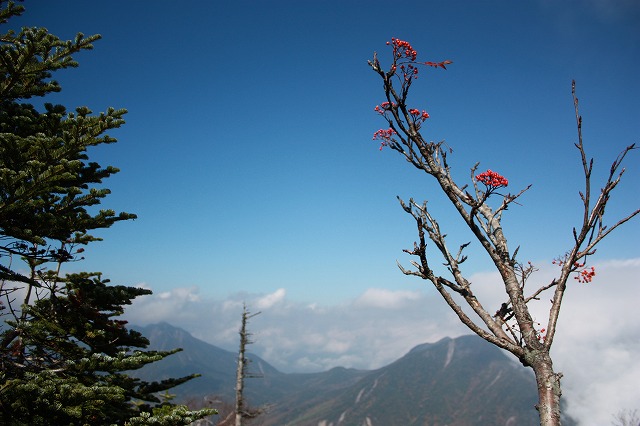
[548,258,640,425]
[255,288,286,309]
[355,288,422,309]
[127,285,204,325]
[123,257,640,425]
[450,258,640,425]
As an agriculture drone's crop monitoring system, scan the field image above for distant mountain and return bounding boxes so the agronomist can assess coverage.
[132,323,572,426]
[270,335,539,426]
[133,322,292,404]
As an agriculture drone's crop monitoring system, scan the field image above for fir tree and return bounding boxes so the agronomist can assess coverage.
[0,2,215,424]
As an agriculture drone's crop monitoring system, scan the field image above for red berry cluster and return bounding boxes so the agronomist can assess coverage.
[537,327,547,343]
[374,101,394,115]
[475,170,509,188]
[408,108,430,130]
[372,128,397,150]
[372,38,452,152]
[531,321,547,343]
[386,38,420,80]
[574,265,596,283]
[387,37,417,61]
[552,259,597,284]
[408,108,430,120]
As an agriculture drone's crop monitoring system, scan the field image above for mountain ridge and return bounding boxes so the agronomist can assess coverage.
[132,323,573,426]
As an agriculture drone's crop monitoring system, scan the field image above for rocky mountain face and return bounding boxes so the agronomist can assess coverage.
[262,335,540,426]
[133,323,568,426]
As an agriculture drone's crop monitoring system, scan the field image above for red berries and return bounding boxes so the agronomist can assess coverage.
[390,37,418,61]
[575,266,596,283]
[552,259,597,284]
[373,128,397,150]
[374,101,394,115]
[408,108,429,120]
[475,170,509,188]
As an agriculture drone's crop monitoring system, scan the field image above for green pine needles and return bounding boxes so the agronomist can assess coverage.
[0,2,215,424]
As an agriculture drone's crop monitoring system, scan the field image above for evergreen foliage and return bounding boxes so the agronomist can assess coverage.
[0,2,215,424]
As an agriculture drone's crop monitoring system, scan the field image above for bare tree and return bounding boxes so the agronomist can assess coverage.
[612,409,640,426]
[368,38,638,426]
[234,304,263,426]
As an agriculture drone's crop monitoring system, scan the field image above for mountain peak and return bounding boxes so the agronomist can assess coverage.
[131,325,552,425]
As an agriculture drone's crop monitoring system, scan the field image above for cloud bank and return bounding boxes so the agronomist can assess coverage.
[124,258,640,425]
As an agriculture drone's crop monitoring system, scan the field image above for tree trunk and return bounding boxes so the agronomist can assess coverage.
[234,305,261,426]
[234,342,245,426]
[234,312,248,426]
[530,351,563,426]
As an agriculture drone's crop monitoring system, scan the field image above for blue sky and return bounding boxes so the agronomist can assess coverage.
[17,0,638,303]
[11,1,640,422]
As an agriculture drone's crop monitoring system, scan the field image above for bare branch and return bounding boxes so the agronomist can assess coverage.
[545,84,638,349]
[371,42,637,426]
